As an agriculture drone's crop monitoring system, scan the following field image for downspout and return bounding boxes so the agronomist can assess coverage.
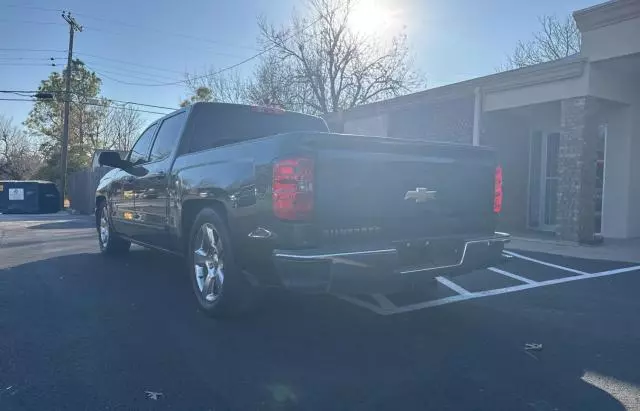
[473,87,483,146]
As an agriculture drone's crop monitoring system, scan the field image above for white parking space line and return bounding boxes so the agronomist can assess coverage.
[589,265,640,276]
[503,250,588,275]
[371,294,397,310]
[335,264,640,316]
[390,265,640,315]
[488,267,537,284]
[436,276,471,295]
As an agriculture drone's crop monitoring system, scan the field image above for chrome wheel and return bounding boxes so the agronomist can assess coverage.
[99,211,110,245]
[193,223,225,303]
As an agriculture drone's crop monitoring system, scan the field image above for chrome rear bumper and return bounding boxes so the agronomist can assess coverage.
[273,232,510,293]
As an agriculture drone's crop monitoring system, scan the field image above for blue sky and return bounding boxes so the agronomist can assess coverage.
[1,0,600,127]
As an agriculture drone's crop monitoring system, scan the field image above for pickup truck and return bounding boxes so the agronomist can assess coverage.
[96,102,509,317]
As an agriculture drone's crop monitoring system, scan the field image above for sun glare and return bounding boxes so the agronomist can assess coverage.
[348,0,403,35]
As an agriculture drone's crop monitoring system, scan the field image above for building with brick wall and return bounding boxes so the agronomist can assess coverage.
[325,0,640,243]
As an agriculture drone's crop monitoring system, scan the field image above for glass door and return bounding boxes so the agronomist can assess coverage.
[528,131,560,230]
[543,132,560,228]
[528,131,542,228]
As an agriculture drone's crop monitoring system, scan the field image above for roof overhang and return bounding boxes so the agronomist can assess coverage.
[483,57,589,111]
[330,56,588,120]
[574,0,640,32]
[482,56,586,93]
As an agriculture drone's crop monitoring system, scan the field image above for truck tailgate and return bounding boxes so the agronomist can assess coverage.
[297,133,497,244]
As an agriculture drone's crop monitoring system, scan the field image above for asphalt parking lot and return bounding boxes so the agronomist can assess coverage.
[1,214,640,411]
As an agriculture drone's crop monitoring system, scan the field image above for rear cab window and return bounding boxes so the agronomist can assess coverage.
[184,103,328,153]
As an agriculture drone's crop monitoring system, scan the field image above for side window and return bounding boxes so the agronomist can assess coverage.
[149,112,186,162]
[128,124,158,165]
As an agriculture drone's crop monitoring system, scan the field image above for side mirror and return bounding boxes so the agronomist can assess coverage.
[98,151,125,168]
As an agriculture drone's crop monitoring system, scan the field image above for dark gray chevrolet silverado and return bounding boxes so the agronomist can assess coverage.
[96,102,509,317]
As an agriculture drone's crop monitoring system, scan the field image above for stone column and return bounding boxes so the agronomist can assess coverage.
[557,97,603,242]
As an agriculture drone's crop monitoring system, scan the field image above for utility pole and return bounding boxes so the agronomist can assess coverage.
[59,11,82,210]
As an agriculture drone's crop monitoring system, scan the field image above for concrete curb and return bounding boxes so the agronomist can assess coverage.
[507,238,640,264]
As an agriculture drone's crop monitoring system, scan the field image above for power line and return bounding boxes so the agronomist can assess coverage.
[0,90,176,111]
[73,13,259,52]
[0,18,62,26]
[0,97,168,115]
[0,48,66,53]
[88,65,179,83]
[3,6,333,93]
[1,3,259,52]
[81,62,183,82]
[0,90,43,93]
[0,52,64,56]
[75,52,186,75]
[0,57,60,61]
[101,99,175,111]
[88,67,184,87]
[1,4,62,13]
[0,90,46,93]
[83,100,169,115]
[0,54,181,86]
[89,45,273,87]
[0,63,56,67]
[82,14,325,88]
[0,54,180,82]
[80,26,249,59]
[0,97,35,102]
[0,91,34,97]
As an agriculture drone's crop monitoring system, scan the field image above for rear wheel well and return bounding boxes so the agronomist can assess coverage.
[181,199,228,250]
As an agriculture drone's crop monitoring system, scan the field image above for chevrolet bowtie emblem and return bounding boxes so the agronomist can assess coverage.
[404,187,437,203]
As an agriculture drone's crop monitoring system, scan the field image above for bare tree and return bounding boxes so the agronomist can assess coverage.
[180,70,249,107]
[0,115,41,180]
[246,52,315,112]
[182,0,421,114]
[84,98,112,154]
[502,15,581,70]
[77,101,143,154]
[101,104,144,151]
[257,0,421,114]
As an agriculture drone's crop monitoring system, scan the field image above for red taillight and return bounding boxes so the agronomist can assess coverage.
[494,165,503,213]
[273,157,314,220]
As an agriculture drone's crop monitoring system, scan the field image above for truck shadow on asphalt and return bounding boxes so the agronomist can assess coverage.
[25,221,94,230]
[0,249,634,411]
[0,213,94,230]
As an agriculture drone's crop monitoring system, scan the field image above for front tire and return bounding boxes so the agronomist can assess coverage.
[187,208,254,317]
[97,202,131,255]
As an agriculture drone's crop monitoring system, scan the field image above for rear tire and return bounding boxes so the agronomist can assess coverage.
[97,202,131,255]
[187,207,254,318]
